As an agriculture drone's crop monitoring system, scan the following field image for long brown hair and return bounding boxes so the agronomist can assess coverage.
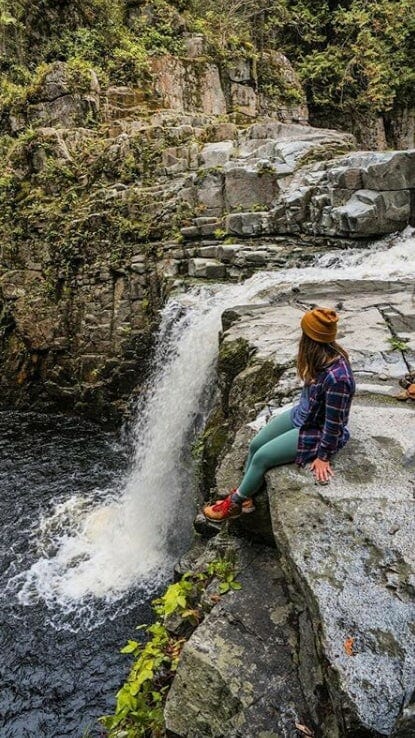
[297,332,349,383]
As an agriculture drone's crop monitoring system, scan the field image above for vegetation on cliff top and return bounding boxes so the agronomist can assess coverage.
[0,0,413,122]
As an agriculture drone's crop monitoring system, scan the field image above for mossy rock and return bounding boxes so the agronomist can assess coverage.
[196,406,231,496]
[217,336,251,411]
[228,359,280,425]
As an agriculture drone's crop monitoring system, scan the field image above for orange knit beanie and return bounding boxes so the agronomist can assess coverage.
[301,307,338,343]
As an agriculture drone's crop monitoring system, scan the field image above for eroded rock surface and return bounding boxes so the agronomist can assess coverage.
[1,49,414,419]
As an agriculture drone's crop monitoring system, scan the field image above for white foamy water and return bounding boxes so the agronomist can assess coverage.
[15,227,415,608]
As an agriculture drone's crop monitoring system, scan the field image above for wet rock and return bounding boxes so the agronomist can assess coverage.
[188,258,226,279]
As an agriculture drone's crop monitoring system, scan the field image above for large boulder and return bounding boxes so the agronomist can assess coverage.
[279,150,415,238]
[330,189,411,236]
[179,277,415,737]
[267,392,415,736]
[224,165,280,210]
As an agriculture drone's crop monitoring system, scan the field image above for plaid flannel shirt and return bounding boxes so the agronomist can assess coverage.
[296,356,355,467]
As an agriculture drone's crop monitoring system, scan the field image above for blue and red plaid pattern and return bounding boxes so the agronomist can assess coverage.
[296,356,355,466]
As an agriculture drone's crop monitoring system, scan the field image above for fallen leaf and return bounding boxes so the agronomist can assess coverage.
[343,636,355,656]
[295,722,314,737]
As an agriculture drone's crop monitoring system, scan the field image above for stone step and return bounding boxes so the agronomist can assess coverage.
[188,258,226,280]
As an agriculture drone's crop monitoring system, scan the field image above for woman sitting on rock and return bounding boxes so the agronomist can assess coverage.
[203,307,355,522]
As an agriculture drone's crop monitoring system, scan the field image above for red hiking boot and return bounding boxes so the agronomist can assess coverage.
[203,494,242,522]
[216,488,255,514]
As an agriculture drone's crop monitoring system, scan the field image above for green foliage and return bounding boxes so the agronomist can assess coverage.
[258,63,305,108]
[101,558,241,737]
[0,123,183,279]
[1,0,412,122]
[388,335,410,351]
[153,576,196,618]
[0,0,185,105]
[101,621,171,737]
[188,2,256,57]
[191,0,414,113]
[213,227,226,239]
[207,559,242,593]
[287,0,415,114]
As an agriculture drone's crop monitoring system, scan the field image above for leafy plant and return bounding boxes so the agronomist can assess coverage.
[101,557,241,737]
[207,559,242,593]
[388,335,409,351]
[213,227,226,239]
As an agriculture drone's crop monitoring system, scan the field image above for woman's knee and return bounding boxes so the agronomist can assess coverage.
[248,436,263,457]
[249,448,272,475]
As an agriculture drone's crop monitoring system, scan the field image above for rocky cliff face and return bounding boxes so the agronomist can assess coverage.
[1,50,414,420]
[0,49,308,421]
[167,275,415,737]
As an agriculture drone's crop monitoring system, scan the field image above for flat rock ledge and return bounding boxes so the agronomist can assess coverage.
[166,279,415,738]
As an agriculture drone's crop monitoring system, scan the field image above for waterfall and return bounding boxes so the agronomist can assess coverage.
[14,227,415,614]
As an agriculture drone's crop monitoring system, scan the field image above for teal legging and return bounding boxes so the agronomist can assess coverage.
[238,409,299,498]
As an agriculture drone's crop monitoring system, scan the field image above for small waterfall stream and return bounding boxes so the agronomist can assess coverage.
[1,227,414,737]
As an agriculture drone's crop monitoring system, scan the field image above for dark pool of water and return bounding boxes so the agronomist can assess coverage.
[0,411,158,738]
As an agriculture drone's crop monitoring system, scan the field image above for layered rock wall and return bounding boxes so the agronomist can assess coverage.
[1,54,414,419]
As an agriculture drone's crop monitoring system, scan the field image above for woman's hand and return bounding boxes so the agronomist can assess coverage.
[310,458,334,483]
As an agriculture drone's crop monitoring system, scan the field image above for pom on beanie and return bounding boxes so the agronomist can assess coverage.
[301,307,338,343]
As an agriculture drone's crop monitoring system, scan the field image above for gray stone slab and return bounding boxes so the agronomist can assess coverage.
[199,141,234,168]
[188,258,226,279]
[224,167,279,211]
[220,282,414,379]
[267,398,415,736]
[226,212,273,237]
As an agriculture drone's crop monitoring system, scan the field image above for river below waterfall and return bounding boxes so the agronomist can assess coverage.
[1,228,414,737]
[0,411,156,737]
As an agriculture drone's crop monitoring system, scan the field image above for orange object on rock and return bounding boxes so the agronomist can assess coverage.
[396,384,415,401]
[343,637,355,656]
